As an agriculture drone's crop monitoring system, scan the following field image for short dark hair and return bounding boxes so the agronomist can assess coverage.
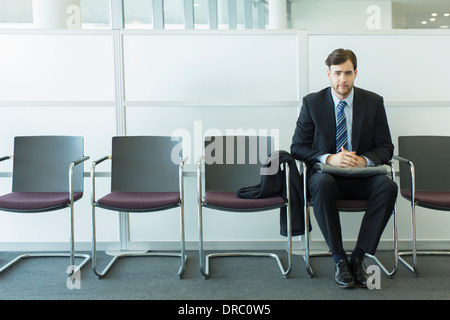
[325,49,357,70]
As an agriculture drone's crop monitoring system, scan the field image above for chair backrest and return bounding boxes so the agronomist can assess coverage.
[398,136,450,191]
[110,136,181,192]
[12,136,84,193]
[204,136,274,192]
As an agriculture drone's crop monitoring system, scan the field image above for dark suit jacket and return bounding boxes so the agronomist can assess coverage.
[290,87,394,173]
[237,150,308,237]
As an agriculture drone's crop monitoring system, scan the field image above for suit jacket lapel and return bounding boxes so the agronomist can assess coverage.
[352,87,365,152]
[323,88,336,151]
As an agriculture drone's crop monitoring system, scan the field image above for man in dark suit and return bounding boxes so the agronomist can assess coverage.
[291,49,397,288]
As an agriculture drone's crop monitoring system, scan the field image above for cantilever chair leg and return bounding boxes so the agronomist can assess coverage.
[0,203,90,277]
[0,252,90,276]
[398,200,450,277]
[301,204,398,279]
[198,202,292,280]
[91,203,187,279]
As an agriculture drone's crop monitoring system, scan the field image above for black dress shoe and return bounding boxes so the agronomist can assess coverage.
[334,259,355,289]
[350,257,369,288]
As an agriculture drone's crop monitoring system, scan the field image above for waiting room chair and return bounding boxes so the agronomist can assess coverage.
[0,136,90,276]
[91,136,187,279]
[197,135,292,279]
[394,135,450,276]
[298,161,398,278]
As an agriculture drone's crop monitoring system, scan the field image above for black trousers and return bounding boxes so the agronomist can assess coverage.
[308,172,398,256]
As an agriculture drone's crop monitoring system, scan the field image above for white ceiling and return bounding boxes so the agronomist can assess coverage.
[0,0,449,29]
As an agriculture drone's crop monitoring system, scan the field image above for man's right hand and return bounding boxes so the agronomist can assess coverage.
[326,147,367,167]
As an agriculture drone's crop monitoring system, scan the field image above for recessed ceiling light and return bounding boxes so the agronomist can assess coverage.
[440,25,449,29]
[444,13,450,17]
[421,21,427,24]
[430,18,436,21]
[431,13,438,17]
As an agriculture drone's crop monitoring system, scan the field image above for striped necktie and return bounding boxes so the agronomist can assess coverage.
[336,100,348,153]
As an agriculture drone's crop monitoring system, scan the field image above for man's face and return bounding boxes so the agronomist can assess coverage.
[327,59,357,100]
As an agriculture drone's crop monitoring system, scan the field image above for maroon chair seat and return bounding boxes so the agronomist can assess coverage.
[96,192,180,211]
[336,199,369,211]
[307,198,369,211]
[0,192,83,212]
[401,190,450,210]
[204,191,285,210]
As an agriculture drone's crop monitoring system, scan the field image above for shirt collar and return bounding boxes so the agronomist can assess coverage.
[331,88,354,109]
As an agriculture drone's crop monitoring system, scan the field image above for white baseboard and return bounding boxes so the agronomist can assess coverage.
[0,239,449,252]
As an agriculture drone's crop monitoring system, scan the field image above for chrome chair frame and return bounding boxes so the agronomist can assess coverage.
[197,154,293,280]
[298,160,398,278]
[393,154,450,276]
[90,155,187,279]
[0,153,90,276]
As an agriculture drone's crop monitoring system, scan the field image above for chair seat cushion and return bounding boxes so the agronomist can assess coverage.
[307,199,368,211]
[204,191,285,210]
[0,192,82,212]
[97,192,180,211]
[336,199,368,210]
[401,190,450,209]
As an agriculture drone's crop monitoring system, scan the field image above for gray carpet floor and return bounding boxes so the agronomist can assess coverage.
[0,250,449,301]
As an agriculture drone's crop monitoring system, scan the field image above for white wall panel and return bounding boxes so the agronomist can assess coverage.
[125,105,298,164]
[307,33,450,102]
[123,32,298,102]
[0,106,115,162]
[0,33,114,101]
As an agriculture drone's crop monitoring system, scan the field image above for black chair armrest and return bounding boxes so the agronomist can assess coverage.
[90,156,111,205]
[0,155,12,162]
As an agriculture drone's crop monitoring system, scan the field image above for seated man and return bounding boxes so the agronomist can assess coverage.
[290,48,397,288]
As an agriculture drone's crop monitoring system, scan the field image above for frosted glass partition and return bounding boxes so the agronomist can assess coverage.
[307,33,450,102]
[125,105,298,165]
[0,106,115,162]
[0,33,115,101]
[123,32,299,102]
